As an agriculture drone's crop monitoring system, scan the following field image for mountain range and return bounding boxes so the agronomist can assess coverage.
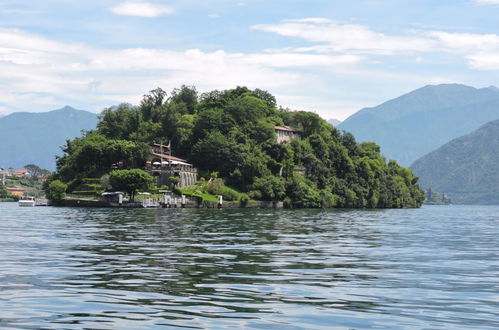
[338,84,499,166]
[327,118,342,126]
[411,119,499,204]
[0,106,98,171]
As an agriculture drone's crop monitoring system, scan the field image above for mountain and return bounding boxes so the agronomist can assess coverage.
[337,84,499,166]
[327,118,342,126]
[0,106,98,171]
[411,119,499,204]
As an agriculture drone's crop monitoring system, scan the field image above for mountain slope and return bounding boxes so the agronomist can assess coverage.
[411,119,499,204]
[327,118,342,126]
[337,84,499,166]
[0,106,98,171]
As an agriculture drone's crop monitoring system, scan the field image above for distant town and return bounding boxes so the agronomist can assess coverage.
[0,165,49,201]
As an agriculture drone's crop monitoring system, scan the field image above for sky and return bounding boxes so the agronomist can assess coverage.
[2,0,499,120]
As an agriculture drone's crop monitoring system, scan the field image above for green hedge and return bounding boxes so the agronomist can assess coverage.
[72,190,103,196]
[82,178,101,184]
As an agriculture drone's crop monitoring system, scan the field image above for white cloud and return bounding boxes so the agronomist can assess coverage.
[0,28,367,117]
[252,19,436,55]
[474,0,499,4]
[467,53,499,70]
[252,18,499,71]
[110,1,175,18]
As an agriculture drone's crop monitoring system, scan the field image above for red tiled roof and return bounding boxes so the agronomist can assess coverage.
[6,186,25,192]
[275,125,300,132]
[151,153,187,162]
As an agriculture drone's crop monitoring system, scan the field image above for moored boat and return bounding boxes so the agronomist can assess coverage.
[18,196,36,207]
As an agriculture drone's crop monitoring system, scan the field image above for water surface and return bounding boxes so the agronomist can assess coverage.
[0,203,498,329]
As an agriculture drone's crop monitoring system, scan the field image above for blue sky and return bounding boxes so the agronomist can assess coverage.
[1,0,499,120]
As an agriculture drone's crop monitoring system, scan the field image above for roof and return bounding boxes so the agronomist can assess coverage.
[6,186,25,192]
[275,125,300,132]
[15,170,29,175]
[151,153,188,163]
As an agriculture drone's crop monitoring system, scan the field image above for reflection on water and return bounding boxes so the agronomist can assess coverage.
[0,203,498,329]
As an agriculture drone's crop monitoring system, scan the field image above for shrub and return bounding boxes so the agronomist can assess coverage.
[45,180,68,205]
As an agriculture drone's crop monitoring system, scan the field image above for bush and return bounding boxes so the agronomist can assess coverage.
[82,178,101,184]
[206,178,225,195]
[66,178,82,193]
[251,175,285,201]
[109,169,154,201]
[72,190,103,196]
[239,193,250,207]
[45,180,68,204]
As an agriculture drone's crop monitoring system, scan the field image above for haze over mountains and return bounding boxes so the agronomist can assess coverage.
[411,119,499,204]
[0,106,98,171]
[327,119,342,126]
[338,84,499,167]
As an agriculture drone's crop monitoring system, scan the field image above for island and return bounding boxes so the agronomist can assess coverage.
[43,86,424,208]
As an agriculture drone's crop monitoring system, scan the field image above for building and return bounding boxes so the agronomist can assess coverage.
[5,186,25,197]
[275,126,301,144]
[14,170,30,178]
[146,143,197,188]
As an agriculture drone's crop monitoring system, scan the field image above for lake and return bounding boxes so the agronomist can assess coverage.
[0,203,498,329]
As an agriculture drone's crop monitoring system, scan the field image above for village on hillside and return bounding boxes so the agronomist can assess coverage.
[0,166,49,201]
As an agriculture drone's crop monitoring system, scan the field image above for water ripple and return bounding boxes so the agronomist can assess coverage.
[0,203,498,329]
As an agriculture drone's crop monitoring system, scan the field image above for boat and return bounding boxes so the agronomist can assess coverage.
[18,196,36,207]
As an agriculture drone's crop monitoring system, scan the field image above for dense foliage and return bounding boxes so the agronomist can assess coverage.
[44,180,67,205]
[108,169,154,201]
[52,85,424,208]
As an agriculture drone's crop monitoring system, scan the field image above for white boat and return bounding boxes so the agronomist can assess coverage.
[18,196,36,207]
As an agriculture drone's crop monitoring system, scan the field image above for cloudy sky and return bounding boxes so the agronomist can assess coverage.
[1,0,499,120]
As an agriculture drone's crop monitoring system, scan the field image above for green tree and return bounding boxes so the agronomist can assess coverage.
[168,176,180,189]
[44,180,67,205]
[109,169,154,201]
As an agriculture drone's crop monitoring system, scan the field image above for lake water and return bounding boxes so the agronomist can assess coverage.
[0,203,498,329]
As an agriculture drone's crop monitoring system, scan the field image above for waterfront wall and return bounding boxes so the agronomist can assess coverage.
[60,198,284,209]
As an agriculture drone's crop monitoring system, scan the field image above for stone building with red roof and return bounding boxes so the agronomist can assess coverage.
[146,143,197,188]
[275,126,301,144]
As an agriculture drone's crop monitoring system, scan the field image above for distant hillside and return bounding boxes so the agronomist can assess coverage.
[338,84,499,166]
[411,119,499,204]
[327,118,342,126]
[0,106,98,171]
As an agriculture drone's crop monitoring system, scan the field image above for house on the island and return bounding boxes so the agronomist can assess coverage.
[14,170,30,178]
[5,186,25,197]
[275,126,301,144]
[146,143,197,188]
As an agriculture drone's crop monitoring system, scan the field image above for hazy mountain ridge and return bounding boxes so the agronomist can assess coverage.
[0,106,98,171]
[337,84,499,166]
[411,119,499,204]
[327,118,342,126]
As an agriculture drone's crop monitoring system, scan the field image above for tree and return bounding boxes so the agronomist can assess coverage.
[44,180,67,205]
[109,169,154,201]
[168,176,180,189]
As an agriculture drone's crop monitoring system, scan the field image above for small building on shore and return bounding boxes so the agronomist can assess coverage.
[146,143,197,188]
[6,186,25,197]
[275,126,301,144]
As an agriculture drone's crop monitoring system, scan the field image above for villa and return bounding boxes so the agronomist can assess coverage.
[146,143,197,188]
[275,126,301,144]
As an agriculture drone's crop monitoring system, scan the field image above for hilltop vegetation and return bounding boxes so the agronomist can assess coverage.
[411,119,499,204]
[50,86,424,208]
[338,84,499,166]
